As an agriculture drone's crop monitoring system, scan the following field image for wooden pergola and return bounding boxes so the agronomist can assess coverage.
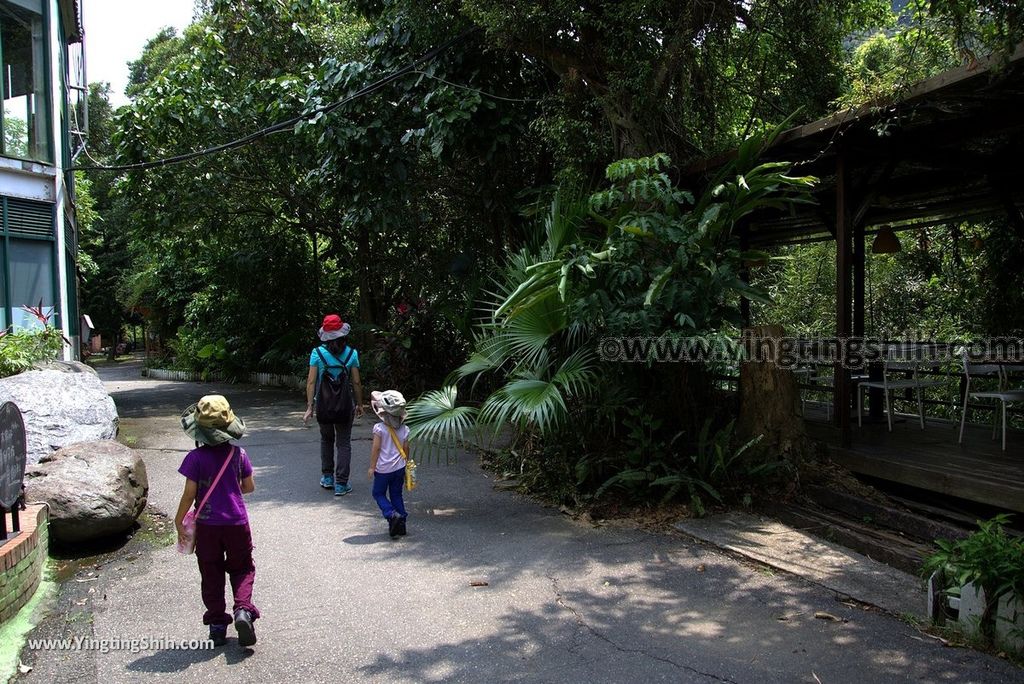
[691,44,1024,450]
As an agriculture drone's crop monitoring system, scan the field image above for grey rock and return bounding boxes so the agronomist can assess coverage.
[24,440,148,543]
[32,360,99,376]
[0,368,118,464]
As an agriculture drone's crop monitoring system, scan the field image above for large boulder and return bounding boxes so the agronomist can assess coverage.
[0,367,118,464]
[24,440,148,543]
[31,360,99,376]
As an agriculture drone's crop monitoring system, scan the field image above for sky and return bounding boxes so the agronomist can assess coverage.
[82,0,197,107]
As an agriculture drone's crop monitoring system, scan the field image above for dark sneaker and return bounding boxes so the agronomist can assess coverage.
[388,514,400,538]
[334,483,352,497]
[209,624,227,647]
[320,475,334,489]
[396,517,407,536]
[234,608,257,647]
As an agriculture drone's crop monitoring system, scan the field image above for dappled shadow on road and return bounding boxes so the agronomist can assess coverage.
[98,375,1019,682]
[357,553,1017,683]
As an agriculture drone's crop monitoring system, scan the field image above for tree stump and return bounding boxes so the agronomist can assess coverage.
[737,324,812,463]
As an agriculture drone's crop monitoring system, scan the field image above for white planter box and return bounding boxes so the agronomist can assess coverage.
[958,581,987,635]
[927,573,1023,655]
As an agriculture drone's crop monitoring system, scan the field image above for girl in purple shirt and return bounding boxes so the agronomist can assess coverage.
[174,395,259,648]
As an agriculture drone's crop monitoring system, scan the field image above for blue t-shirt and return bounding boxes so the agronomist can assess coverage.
[309,345,359,381]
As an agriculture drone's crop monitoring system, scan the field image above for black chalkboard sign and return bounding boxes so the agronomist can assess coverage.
[0,402,27,509]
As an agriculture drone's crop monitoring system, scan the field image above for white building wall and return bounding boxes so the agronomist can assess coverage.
[0,0,77,359]
[50,0,73,360]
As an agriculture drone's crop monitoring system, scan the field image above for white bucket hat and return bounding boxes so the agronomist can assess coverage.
[370,390,407,427]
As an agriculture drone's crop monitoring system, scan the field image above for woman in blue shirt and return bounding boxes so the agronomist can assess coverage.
[303,314,364,495]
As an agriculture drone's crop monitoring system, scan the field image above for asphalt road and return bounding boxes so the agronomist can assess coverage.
[15,361,1022,683]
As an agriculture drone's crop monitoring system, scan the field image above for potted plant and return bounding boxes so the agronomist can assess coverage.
[924,514,1024,652]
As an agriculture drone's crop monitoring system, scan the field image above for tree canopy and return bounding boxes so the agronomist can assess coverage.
[77,0,1024,505]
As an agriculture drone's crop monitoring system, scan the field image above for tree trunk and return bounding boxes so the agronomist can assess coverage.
[737,324,812,463]
[355,224,377,325]
[107,332,118,361]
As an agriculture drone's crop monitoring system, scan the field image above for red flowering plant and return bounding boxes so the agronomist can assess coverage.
[365,298,467,392]
[0,300,70,378]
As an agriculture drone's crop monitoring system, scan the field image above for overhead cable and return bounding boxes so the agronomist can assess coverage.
[73,28,478,173]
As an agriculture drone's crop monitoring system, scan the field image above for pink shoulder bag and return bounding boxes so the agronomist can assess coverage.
[177,446,237,555]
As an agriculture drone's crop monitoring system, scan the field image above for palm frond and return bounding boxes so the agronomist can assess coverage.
[406,386,479,464]
[479,377,568,436]
[454,333,512,380]
[503,296,567,365]
[551,347,598,398]
[544,192,590,255]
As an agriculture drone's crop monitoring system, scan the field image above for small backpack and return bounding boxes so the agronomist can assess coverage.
[315,346,355,424]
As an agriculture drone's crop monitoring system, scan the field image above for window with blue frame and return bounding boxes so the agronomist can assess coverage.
[0,0,51,163]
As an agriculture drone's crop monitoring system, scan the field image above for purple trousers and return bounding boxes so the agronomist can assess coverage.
[195,523,260,626]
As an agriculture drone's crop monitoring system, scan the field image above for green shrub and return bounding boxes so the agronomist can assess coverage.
[925,515,1024,599]
[0,327,65,378]
[586,415,769,516]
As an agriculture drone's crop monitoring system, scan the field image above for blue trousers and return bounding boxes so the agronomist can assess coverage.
[372,468,407,519]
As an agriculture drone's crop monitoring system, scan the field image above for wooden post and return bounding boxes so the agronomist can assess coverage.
[835,154,852,446]
[854,211,882,418]
[854,221,865,338]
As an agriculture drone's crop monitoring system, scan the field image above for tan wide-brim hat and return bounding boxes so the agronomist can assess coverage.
[180,394,246,445]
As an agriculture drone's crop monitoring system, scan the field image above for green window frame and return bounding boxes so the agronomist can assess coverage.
[0,194,59,331]
[0,0,53,164]
[63,214,75,335]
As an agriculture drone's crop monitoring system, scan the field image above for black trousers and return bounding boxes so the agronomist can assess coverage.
[319,419,353,484]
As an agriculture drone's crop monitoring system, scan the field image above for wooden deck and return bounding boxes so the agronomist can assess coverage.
[805,410,1024,513]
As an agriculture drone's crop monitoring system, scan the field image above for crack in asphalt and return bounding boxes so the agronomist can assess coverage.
[548,576,740,684]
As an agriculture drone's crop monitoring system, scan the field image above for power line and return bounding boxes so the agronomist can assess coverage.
[409,70,542,103]
[73,29,478,173]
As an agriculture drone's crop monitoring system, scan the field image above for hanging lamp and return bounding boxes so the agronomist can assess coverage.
[871,226,901,254]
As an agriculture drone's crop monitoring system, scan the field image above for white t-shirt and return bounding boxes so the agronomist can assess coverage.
[373,422,409,474]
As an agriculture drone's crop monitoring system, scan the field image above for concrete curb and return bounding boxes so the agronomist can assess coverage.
[675,511,926,617]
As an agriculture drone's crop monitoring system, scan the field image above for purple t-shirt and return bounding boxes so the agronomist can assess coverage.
[178,443,253,525]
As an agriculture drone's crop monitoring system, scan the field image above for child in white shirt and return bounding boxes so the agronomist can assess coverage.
[367,390,410,538]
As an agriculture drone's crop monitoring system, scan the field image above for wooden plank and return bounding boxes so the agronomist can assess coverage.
[767,505,929,574]
[842,448,1022,480]
[807,409,1024,511]
[803,485,972,543]
[829,447,1024,513]
[832,454,1024,510]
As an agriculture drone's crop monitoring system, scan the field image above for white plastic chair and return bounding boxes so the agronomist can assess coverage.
[857,357,946,431]
[958,352,1024,451]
